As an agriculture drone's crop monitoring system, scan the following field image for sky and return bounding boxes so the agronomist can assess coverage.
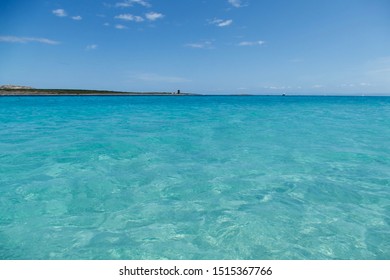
[0,0,389,94]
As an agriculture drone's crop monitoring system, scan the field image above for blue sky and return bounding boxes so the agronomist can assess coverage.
[0,0,389,94]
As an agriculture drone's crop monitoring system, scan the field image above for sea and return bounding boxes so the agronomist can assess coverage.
[0,95,389,259]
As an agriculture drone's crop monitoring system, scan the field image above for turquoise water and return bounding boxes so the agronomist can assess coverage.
[0,96,389,260]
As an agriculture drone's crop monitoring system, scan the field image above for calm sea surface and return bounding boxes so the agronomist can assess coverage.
[0,96,389,259]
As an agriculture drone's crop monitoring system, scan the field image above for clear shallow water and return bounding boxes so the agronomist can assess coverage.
[0,95,389,260]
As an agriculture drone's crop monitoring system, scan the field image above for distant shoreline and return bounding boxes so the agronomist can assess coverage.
[0,88,196,96]
[0,88,389,97]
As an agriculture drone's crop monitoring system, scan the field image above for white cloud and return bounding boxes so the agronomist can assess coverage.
[228,0,245,8]
[52,9,82,21]
[115,14,144,22]
[312,84,324,88]
[145,12,164,21]
[86,44,98,50]
[52,9,67,17]
[185,41,213,49]
[0,36,59,45]
[238,40,265,46]
[209,18,233,27]
[103,22,110,26]
[115,0,150,8]
[115,24,127,29]
[114,12,164,23]
[72,15,82,20]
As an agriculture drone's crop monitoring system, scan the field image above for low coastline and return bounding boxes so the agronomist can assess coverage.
[0,88,193,96]
[1,88,389,97]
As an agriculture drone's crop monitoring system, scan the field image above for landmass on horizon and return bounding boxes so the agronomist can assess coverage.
[0,85,192,96]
